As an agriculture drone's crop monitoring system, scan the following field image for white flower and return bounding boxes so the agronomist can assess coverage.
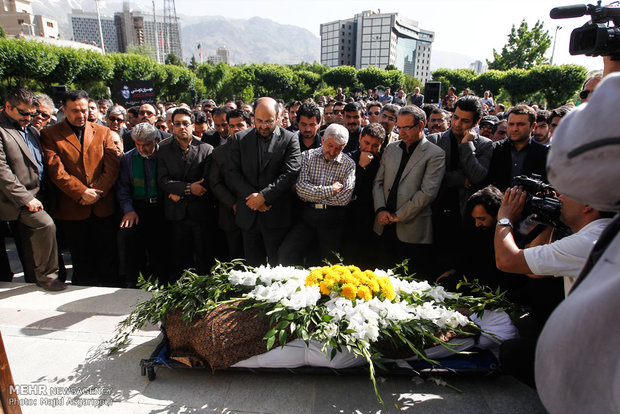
[323,323,338,339]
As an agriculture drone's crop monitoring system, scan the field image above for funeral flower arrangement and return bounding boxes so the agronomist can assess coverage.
[111,260,510,409]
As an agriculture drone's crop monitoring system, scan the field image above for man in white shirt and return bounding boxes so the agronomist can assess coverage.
[495,187,612,294]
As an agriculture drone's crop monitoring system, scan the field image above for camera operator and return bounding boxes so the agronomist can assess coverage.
[495,187,612,295]
[492,185,612,388]
[534,72,620,413]
[534,6,620,411]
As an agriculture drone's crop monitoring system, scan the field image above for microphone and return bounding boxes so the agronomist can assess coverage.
[550,4,588,19]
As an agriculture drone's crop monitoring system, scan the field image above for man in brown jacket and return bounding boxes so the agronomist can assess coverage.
[0,88,65,290]
[40,90,120,286]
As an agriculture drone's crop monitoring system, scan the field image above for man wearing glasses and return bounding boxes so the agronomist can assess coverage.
[366,101,382,124]
[122,102,172,151]
[228,97,301,266]
[0,88,64,290]
[30,94,55,131]
[157,108,214,279]
[373,105,445,280]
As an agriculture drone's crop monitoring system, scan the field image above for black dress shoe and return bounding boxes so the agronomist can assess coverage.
[36,279,67,291]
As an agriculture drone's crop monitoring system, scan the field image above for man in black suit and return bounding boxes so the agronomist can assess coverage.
[344,122,385,268]
[228,97,301,266]
[209,108,251,261]
[202,106,230,148]
[0,88,64,290]
[157,108,213,279]
[487,104,549,191]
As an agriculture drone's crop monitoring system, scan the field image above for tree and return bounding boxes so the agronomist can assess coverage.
[431,68,477,93]
[188,55,198,71]
[487,20,551,70]
[126,44,157,61]
[323,66,357,90]
[165,52,185,67]
[356,66,391,91]
[0,24,6,38]
[529,64,587,108]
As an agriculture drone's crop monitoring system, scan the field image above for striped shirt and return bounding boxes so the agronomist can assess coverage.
[295,147,355,206]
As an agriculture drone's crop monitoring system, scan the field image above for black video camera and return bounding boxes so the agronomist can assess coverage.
[550,1,620,58]
[513,174,570,236]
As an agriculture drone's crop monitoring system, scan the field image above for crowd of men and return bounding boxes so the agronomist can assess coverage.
[0,78,600,290]
[0,77,603,293]
[0,72,612,390]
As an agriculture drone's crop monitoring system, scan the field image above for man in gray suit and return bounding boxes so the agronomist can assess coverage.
[0,88,65,290]
[228,97,301,266]
[373,105,445,279]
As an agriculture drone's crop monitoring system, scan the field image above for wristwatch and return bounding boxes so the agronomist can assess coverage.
[497,218,513,228]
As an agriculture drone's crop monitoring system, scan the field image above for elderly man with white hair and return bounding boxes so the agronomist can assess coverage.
[278,123,356,266]
[116,122,168,287]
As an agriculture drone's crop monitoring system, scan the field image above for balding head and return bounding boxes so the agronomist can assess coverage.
[254,97,280,138]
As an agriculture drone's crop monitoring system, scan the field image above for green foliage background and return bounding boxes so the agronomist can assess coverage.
[0,38,587,108]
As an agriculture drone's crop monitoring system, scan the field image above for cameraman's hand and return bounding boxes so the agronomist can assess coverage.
[498,186,526,223]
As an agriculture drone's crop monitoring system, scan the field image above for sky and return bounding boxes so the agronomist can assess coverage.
[167,0,603,71]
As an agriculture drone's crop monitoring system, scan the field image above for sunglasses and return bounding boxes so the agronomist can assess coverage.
[139,110,155,116]
[369,111,381,116]
[35,111,51,119]
[14,107,38,117]
[579,90,591,100]
[108,116,124,123]
[332,109,344,115]
[156,125,167,130]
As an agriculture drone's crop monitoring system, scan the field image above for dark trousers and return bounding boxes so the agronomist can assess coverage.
[0,222,13,281]
[241,219,289,267]
[118,202,170,287]
[169,216,213,281]
[279,205,346,267]
[376,225,433,281]
[10,208,59,284]
[60,214,118,286]
[224,228,244,261]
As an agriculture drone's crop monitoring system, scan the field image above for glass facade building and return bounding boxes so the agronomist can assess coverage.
[321,11,434,83]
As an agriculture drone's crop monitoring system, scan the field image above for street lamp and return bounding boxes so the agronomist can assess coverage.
[95,0,106,54]
[550,25,562,65]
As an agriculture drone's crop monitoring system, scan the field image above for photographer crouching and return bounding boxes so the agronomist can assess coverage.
[492,184,613,387]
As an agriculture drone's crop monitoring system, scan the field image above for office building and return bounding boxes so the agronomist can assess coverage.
[70,1,182,62]
[71,10,119,52]
[320,10,434,83]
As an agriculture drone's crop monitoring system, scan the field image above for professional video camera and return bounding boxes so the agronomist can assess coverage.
[513,174,571,236]
[550,1,620,58]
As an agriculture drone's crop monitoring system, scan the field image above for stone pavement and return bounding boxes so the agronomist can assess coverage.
[0,235,547,413]
[0,281,548,414]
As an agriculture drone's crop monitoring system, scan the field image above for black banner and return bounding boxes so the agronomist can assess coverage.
[112,81,156,108]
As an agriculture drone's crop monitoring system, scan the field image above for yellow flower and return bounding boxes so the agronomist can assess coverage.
[367,278,380,293]
[341,283,357,300]
[343,273,360,286]
[357,285,372,301]
[306,270,322,286]
[320,280,333,295]
[377,277,396,301]
[348,265,361,273]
